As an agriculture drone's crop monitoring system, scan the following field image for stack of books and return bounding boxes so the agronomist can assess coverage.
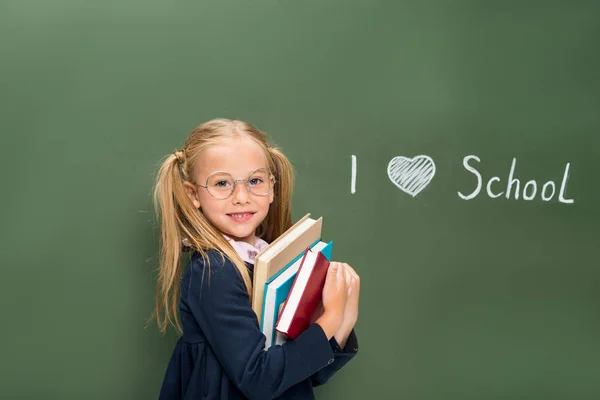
[252,214,333,349]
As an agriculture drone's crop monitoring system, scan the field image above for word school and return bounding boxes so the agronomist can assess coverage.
[458,155,574,204]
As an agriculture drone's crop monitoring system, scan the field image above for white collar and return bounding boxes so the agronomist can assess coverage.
[223,234,269,265]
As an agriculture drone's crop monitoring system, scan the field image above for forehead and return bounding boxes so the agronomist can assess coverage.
[196,137,268,178]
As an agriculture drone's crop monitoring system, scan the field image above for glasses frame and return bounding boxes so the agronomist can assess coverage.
[195,167,277,200]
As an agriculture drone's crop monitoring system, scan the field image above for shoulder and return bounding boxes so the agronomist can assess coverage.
[180,249,251,312]
[182,249,243,290]
[191,248,230,269]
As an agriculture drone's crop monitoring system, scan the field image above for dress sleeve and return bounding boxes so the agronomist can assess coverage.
[184,251,336,400]
[310,329,359,387]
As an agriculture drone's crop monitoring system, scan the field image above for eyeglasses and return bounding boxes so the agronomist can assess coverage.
[196,167,276,200]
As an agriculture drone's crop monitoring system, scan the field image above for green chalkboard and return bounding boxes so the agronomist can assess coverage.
[1,1,599,399]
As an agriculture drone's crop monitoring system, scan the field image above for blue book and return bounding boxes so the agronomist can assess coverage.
[261,240,333,349]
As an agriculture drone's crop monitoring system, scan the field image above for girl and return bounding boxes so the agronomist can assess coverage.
[153,119,360,400]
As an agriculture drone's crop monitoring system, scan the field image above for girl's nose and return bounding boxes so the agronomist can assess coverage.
[231,181,251,204]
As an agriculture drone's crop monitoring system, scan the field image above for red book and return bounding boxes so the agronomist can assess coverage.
[275,247,330,340]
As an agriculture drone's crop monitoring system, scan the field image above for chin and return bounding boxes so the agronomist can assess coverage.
[223,227,255,241]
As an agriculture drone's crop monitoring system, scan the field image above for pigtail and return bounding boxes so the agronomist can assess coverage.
[152,151,188,334]
[258,146,294,243]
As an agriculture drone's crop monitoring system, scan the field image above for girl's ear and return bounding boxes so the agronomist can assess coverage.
[183,181,201,209]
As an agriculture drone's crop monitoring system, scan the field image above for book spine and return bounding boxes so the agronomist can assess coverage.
[274,248,310,334]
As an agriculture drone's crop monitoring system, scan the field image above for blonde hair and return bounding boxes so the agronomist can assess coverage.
[152,119,294,334]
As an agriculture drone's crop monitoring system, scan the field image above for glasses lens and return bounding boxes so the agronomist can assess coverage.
[206,172,234,199]
[248,169,274,196]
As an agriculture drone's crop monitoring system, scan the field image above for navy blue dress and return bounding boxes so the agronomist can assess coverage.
[158,249,358,400]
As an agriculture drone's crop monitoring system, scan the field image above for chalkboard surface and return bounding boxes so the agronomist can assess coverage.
[1,1,599,399]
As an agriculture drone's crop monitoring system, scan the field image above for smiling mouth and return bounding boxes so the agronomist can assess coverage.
[227,212,255,221]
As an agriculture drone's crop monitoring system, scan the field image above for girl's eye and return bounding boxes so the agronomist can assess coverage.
[249,178,263,186]
[215,180,231,187]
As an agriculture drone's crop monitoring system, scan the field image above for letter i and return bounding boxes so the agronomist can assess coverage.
[351,155,357,194]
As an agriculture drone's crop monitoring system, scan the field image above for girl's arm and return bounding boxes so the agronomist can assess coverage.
[310,328,359,387]
[184,251,337,400]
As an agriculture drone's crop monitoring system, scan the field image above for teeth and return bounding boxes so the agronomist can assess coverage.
[230,213,251,219]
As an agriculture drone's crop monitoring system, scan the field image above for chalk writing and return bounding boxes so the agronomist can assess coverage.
[387,155,436,197]
[351,155,357,194]
[458,156,574,203]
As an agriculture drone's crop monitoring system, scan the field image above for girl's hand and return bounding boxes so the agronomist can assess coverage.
[341,263,360,328]
[331,263,360,348]
[316,262,349,338]
[322,262,349,315]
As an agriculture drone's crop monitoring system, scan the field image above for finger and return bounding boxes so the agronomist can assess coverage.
[340,265,350,287]
[328,262,338,276]
[349,268,359,285]
[344,264,358,278]
[347,276,356,289]
[350,277,360,299]
[337,263,348,289]
[338,262,346,277]
[344,267,352,286]
[341,263,354,279]
[325,264,338,287]
[351,273,359,285]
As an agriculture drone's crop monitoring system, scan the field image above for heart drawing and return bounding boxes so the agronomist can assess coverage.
[387,155,436,197]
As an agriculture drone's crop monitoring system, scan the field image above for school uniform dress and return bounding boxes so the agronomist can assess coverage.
[158,249,359,400]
